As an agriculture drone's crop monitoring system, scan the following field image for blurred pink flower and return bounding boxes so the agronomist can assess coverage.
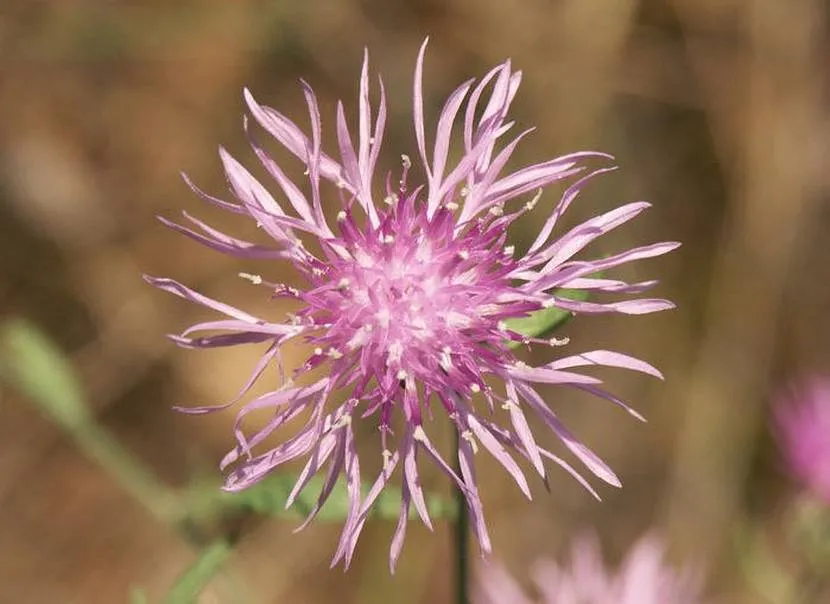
[147,39,678,568]
[476,534,703,604]
[775,378,830,503]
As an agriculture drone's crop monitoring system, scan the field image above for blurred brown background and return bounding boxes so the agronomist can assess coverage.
[1,1,828,602]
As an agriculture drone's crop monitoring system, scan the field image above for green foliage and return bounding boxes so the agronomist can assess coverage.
[163,540,233,604]
[129,587,149,604]
[0,319,89,429]
[503,288,589,347]
[222,473,456,520]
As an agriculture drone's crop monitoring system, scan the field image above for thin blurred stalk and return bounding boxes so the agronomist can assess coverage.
[454,429,469,604]
[0,319,183,524]
[162,538,234,604]
[72,422,183,524]
[662,0,825,569]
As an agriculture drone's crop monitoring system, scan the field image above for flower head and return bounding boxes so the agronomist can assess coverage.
[475,533,704,604]
[775,378,830,503]
[147,39,678,568]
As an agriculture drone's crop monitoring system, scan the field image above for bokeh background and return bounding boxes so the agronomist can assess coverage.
[1,1,828,602]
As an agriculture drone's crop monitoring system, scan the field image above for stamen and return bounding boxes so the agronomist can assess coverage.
[238,272,263,285]
[549,336,570,346]
[439,347,453,372]
[470,383,481,393]
[337,211,347,221]
[524,189,542,211]
[461,430,478,454]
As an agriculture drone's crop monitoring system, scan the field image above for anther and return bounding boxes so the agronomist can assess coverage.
[238,272,263,285]
[524,189,542,211]
[461,430,478,454]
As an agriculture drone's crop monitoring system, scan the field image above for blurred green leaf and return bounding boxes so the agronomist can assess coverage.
[0,319,90,429]
[0,318,183,524]
[221,473,455,521]
[129,587,149,604]
[163,539,232,604]
[503,288,589,348]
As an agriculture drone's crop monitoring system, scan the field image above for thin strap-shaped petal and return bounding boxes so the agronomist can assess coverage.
[402,426,433,530]
[158,215,287,260]
[300,80,332,235]
[294,430,348,531]
[167,331,272,349]
[504,381,545,477]
[526,166,618,255]
[464,63,505,152]
[515,382,621,487]
[464,411,532,499]
[332,450,400,568]
[547,350,664,379]
[174,342,280,414]
[413,38,430,179]
[244,116,316,224]
[144,276,262,322]
[180,319,301,338]
[550,296,676,315]
[181,172,245,215]
[506,364,603,386]
[557,277,658,294]
[243,88,347,189]
[573,383,647,422]
[483,151,612,207]
[455,427,493,554]
[427,77,474,213]
[534,202,652,270]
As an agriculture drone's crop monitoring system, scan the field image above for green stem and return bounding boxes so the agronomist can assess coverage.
[73,422,183,525]
[163,538,234,604]
[453,429,469,604]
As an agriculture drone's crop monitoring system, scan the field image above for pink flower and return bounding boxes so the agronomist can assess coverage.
[476,534,703,604]
[147,39,678,568]
[775,378,830,503]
